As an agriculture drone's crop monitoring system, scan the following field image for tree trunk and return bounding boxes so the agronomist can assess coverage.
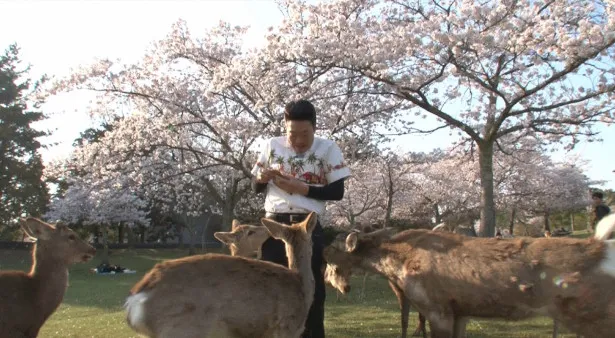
[384,168,394,228]
[570,212,575,231]
[433,203,442,224]
[346,213,355,227]
[118,223,125,244]
[140,227,145,243]
[201,214,212,251]
[101,225,110,265]
[586,189,594,232]
[93,226,101,244]
[188,228,196,256]
[126,226,135,250]
[177,223,185,249]
[478,142,497,237]
[221,207,233,232]
[508,208,516,235]
[544,211,551,232]
[220,172,239,232]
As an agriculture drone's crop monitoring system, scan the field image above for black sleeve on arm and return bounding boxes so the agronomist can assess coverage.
[306,178,345,201]
[597,205,611,221]
[252,178,268,194]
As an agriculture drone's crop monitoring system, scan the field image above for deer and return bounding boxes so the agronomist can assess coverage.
[214,219,344,298]
[213,219,270,259]
[325,222,473,338]
[324,213,615,338]
[124,212,318,338]
[0,217,96,338]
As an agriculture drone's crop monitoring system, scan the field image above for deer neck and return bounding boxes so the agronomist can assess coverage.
[29,244,70,320]
[363,247,404,282]
[287,244,315,312]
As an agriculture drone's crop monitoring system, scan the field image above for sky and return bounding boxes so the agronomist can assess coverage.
[1,0,614,190]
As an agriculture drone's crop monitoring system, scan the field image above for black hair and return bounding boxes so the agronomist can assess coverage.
[284,99,316,127]
[592,191,604,200]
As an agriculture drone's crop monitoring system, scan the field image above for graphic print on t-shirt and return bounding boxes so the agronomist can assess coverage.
[255,148,346,186]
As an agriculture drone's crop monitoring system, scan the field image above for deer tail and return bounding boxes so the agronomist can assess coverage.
[125,292,153,336]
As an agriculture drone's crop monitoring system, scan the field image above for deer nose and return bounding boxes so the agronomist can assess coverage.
[343,285,351,294]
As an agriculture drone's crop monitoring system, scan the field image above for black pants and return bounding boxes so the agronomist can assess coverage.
[261,221,326,338]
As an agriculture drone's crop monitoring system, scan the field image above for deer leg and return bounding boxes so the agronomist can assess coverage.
[426,312,454,338]
[0,328,31,338]
[453,317,468,338]
[388,280,410,338]
[552,319,559,338]
[360,272,368,300]
[413,312,427,338]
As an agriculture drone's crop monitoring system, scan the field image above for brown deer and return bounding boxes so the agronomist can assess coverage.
[213,219,270,259]
[325,222,473,338]
[0,217,96,338]
[214,220,344,297]
[324,227,426,338]
[324,213,615,338]
[125,212,318,338]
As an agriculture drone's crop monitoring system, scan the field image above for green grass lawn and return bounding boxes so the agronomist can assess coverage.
[0,248,579,337]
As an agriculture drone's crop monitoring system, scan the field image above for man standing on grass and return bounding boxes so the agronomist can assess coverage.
[251,99,351,338]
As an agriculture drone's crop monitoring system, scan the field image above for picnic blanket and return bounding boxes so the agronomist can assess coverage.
[91,263,137,274]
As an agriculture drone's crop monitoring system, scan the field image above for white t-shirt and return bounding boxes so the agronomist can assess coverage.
[251,136,352,215]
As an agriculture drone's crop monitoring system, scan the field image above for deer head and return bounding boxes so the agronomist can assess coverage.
[214,220,270,258]
[19,217,96,264]
[260,212,318,270]
[324,228,397,294]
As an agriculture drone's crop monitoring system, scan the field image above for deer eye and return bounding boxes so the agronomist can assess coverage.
[68,234,77,241]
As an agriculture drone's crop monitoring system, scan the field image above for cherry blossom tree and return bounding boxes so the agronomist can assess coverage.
[504,157,591,233]
[45,169,149,264]
[50,20,405,229]
[327,150,476,229]
[485,133,595,235]
[267,0,615,236]
[376,152,419,227]
[325,159,386,227]
[399,150,481,227]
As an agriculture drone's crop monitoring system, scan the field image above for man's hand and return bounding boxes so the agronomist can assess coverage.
[273,175,309,196]
[255,169,283,184]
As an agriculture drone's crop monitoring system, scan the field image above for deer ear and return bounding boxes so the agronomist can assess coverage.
[214,232,238,245]
[231,219,241,231]
[20,218,54,240]
[302,212,318,234]
[261,218,290,241]
[345,232,359,252]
